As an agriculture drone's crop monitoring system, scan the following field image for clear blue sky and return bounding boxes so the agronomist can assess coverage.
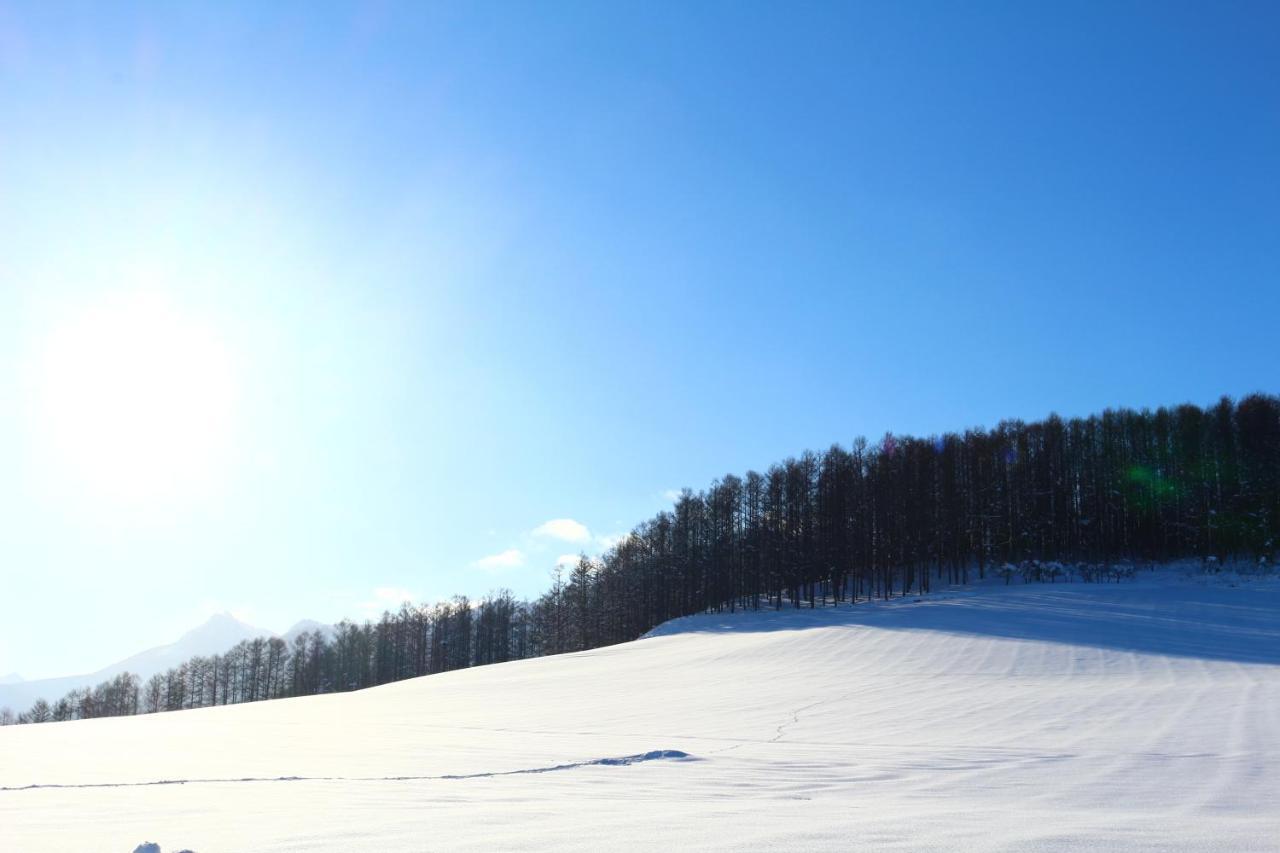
[1,1,1277,679]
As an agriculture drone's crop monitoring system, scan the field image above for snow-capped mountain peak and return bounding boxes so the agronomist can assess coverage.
[0,613,330,712]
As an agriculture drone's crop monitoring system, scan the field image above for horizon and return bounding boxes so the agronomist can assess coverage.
[0,609,318,686]
[4,1,1279,680]
[6,389,1273,683]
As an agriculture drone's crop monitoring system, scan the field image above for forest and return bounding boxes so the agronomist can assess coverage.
[4,393,1277,726]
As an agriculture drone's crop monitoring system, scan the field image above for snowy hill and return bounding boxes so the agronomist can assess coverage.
[0,614,272,712]
[2,570,1278,851]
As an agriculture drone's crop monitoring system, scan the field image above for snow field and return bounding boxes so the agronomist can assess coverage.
[2,569,1277,851]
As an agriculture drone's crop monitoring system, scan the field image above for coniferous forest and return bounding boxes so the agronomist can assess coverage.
[5,393,1277,726]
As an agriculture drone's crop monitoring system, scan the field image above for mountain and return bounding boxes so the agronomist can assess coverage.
[119,612,271,675]
[0,672,22,685]
[0,613,273,712]
[3,569,1277,851]
[281,619,336,644]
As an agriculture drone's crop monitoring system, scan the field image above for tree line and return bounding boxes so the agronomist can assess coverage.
[4,393,1276,726]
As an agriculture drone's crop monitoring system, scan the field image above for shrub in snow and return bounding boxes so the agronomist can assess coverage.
[1077,563,1096,582]
[1101,562,1133,582]
[132,845,161,853]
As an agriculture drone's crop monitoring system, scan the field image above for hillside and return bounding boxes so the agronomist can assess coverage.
[2,568,1278,852]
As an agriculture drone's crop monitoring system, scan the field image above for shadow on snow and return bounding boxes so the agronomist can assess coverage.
[647,577,1280,666]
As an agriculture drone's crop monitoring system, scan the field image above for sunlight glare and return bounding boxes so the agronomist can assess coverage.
[30,292,238,504]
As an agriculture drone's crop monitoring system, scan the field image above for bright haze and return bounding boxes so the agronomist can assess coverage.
[0,3,1276,679]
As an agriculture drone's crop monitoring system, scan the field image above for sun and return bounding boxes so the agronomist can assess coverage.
[29,292,238,504]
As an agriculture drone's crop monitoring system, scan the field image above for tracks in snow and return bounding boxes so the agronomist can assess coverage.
[0,750,697,792]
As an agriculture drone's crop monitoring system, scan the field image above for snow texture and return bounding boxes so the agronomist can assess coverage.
[2,566,1277,851]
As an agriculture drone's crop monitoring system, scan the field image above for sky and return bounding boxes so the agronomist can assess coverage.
[1,1,1277,680]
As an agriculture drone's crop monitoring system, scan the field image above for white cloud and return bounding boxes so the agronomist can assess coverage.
[662,489,683,502]
[555,553,581,569]
[358,586,416,615]
[532,518,591,543]
[473,548,526,571]
[595,532,627,552]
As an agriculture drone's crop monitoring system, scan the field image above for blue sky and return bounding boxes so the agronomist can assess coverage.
[1,1,1277,679]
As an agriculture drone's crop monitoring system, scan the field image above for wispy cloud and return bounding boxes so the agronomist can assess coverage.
[662,489,683,502]
[532,518,591,543]
[555,553,581,569]
[473,548,526,571]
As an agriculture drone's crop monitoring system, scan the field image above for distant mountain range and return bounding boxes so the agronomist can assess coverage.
[0,613,333,712]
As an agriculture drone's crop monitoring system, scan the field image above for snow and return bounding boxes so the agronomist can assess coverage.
[2,568,1278,851]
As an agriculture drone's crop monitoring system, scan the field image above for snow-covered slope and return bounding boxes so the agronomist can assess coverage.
[0,614,270,712]
[2,570,1278,852]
